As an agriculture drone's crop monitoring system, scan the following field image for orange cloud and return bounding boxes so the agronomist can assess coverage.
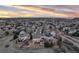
[1,5,79,18]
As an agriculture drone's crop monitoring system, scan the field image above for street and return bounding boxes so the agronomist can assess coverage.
[0,35,79,53]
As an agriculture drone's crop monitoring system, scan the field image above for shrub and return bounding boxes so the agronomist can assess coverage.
[71,32,79,37]
[44,40,53,48]
[57,37,63,48]
[5,31,9,36]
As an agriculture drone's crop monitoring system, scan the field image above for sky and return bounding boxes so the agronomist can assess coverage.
[0,5,79,18]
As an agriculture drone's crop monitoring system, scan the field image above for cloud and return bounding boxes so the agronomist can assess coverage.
[0,5,79,18]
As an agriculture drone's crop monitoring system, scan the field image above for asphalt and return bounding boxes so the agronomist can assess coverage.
[0,35,79,53]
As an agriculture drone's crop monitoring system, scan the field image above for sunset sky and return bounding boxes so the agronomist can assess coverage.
[0,5,79,18]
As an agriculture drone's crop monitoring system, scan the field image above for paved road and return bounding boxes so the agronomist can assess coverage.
[0,35,79,53]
